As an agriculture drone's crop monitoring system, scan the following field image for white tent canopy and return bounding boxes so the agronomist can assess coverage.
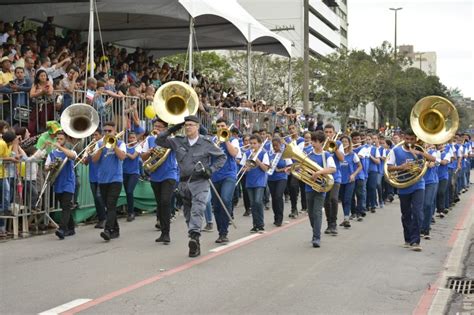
[1,0,292,57]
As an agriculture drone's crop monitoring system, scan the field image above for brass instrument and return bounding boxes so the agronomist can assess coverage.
[383,141,428,189]
[235,139,269,187]
[20,134,40,149]
[281,141,334,193]
[216,128,230,145]
[384,95,459,188]
[152,81,199,125]
[60,103,100,139]
[103,130,125,149]
[410,96,458,145]
[143,146,171,173]
[323,131,341,153]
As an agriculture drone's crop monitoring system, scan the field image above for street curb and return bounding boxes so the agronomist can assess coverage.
[413,193,474,315]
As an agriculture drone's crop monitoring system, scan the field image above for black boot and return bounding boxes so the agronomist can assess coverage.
[188,233,201,257]
[156,233,170,244]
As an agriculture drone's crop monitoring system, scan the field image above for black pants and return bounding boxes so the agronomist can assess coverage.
[99,182,122,232]
[151,179,176,235]
[289,174,306,211]
[56,192,74,232]
[241,174,250,212]
[436,179,448,212]
[324,183,340,226]
[268,179,287,225]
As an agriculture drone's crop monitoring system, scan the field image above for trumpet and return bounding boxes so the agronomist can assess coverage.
[323,131,341,153]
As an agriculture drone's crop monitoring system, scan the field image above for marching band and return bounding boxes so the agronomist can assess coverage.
[0,89,473,258]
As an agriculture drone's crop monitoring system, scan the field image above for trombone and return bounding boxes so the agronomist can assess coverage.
[235,139,269,187]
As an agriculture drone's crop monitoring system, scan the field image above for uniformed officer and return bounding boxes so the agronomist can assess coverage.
[155,115,226,257]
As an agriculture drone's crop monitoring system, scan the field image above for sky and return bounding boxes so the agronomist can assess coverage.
[348,0,474,99]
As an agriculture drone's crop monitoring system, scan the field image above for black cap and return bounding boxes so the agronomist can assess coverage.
[184,115,200,124]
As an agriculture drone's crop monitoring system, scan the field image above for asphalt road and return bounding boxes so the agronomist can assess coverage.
[1,185,473,315]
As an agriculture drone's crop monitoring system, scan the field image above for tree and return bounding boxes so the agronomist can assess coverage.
[312,49,374,130]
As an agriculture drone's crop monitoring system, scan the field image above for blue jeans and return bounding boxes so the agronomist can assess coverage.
[211,177,236,236]
[351,179,367,215]
[90,182,106,221]
[340,182,355,217]
[446,169,454,208]
[436,179,448,213]
[376,173,383,206]
[366,172,378,209]
[306,190,325,240]
[399,189,425,245]
[247,187,265,228]
[123,173,139,215]
[205,191,213,224]
[421,183,437,231]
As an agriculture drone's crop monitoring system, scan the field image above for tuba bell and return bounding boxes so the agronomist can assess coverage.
[410,96,459,145]
[152,81,199,125]
[60,103,100,139]
[384,95,458,188]
[281,141,334,193]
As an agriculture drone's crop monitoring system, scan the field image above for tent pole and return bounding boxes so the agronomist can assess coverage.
[188,17,193,86]
[288,56,292,106]
[247,24,251,101]
[89,0,94,78]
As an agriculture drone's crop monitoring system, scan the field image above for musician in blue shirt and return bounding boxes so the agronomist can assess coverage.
[435,143,451,218]
[45,131,77,239]
[305,131,336,248]
[323,124,344,235]
[79,129,106,229]
[338,135,362,228]
[123,132,142,222]
[92,121,127,241]
[142,119,178,244]
[350,131,367,220]
[240,134,270,233]
[386,128,435,251]
[267,137,292,227]
[365,133,381,213]
[421,144,440,239]
[285,124,305,218]
[212,119,240,244]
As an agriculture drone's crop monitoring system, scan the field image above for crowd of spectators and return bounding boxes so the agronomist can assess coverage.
[0,17,304,136]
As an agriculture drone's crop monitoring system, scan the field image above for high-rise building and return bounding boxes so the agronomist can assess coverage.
[238,0,348,58]
[399,45,437,76]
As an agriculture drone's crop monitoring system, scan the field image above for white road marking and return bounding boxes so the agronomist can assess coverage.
[209,234,260,252]
[38,299,92,315]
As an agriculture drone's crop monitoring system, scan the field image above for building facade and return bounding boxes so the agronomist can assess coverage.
[399,45,437,76]
[238,0,348,58]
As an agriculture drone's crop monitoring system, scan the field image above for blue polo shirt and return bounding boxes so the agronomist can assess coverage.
[387,145,425,195]
[212,137,239,183]
[47,149,75,194]
[143,136,178,183]
[96,140,126,184]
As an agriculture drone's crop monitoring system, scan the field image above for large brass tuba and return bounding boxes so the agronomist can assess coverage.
[146,81,199,171]
[281,141,334,193]
[384,96,459,188]
[60,103,100,139]
[152,81,199,125]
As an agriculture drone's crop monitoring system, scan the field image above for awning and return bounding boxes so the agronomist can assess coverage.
[0,0,292,57]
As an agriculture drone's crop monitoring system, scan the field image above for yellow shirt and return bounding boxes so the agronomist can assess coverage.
[0,139,12,178]
[0,71,14,86]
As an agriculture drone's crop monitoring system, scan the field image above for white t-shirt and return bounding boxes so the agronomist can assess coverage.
[240,150,270,166]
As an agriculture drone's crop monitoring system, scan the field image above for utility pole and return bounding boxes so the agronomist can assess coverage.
[303,0,310,114]
[390,7,402,127]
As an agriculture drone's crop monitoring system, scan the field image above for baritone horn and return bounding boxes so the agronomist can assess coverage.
[152,81,199,125]
[281,141,334,193]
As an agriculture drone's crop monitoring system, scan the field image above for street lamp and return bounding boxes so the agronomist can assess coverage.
[389,7,402,127]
